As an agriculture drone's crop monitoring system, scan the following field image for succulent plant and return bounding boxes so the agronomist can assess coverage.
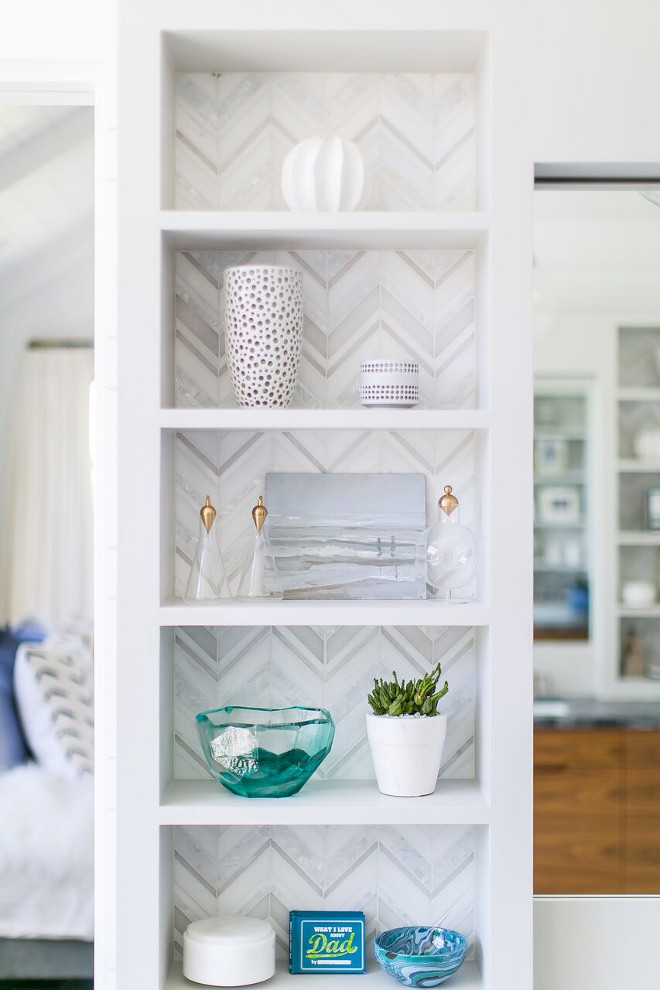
[368,662,449,717]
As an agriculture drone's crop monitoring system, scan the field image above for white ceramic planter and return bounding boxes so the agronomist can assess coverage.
[281,136,364,211]
[366,712,447,797]
[224,265,303,408]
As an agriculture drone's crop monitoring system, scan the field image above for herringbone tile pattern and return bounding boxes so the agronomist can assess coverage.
[174,625,475,781]
[173,824,476,960]
[173,428,479,597]
[174,73,476,212]
[174,248,476,410]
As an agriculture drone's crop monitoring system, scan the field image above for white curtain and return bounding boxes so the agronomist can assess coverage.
[2,347,94,627]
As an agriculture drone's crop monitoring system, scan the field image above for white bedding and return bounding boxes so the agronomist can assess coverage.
[0,763,93,939]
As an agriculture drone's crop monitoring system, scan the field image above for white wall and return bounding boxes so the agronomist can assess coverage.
[533,314,615,697]
[0,1,101,63]
[535,897,660,990]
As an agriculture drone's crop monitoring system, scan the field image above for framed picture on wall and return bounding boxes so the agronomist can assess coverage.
[537,486,581,525]
[534,439,568,475]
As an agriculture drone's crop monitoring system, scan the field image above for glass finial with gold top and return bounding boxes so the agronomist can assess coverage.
[184,495,232,603]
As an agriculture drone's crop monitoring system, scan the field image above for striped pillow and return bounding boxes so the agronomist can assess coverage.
[14,634,93,778]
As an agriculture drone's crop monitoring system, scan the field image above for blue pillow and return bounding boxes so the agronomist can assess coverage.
[11,618,48,644]
[0,626,31,771]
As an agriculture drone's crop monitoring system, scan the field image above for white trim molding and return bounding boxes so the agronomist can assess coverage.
[0,61,96,104]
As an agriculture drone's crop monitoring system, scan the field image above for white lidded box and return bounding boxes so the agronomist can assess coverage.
[359,359,419,407]
[183,916,276,987]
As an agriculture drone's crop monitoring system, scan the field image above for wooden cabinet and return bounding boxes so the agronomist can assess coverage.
[534,728,660,894]
[534,729,624,893]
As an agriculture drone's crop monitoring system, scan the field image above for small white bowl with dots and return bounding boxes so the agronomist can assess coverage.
[359,359,420,407]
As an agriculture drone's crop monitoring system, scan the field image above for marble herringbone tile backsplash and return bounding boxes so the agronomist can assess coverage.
[174,823,476,960]
[170,72,480,968]
[173,427,479,598]
[175,72,476,212]
[174,248,476,411]
[174,624,476,782]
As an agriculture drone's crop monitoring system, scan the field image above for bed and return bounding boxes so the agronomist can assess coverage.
[0,622,94,980]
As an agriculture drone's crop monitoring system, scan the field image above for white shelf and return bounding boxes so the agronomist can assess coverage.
[617,531,660,545]
[161,210,490,250]
[534,429,585,441]
[617,459,660,473]
[160,598,491,627]
[160,778,489,826]
[533,520,586,531]
[165,961,482,990]
[533,562,586,573]
[618,387,660,401]
[602,678,660,699]
[534,471,585,486]
[617,605,660,618]
[160,408,490,431]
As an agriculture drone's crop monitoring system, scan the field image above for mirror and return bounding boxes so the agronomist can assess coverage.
[533,186,660,894]
[0,105,94,981]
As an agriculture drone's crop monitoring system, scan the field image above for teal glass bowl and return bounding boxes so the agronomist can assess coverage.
[195,705,335,798]
[374,927,467,987]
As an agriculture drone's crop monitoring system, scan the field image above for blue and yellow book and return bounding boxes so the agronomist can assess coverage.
[289,911,366,974]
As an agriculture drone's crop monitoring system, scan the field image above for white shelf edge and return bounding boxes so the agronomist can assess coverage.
[159,599,491,627]
[160,778,489,826]
[617,531,660,545]
[601,679,660,697]
[617,605,660,618]
[165,960,482,990]
[617,459,660,472]
[534,431,586,441]
[160,210,490,249]
[618,387,660,401]
[534,473,585,486]
[160,408,490,431]
[533,521,586,531]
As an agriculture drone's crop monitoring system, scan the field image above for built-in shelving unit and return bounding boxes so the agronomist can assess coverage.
[616,327,660,689]
[533,386,590,641]
[115,10,532,990]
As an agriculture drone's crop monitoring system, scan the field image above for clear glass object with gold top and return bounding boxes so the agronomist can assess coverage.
[236,495,283,599]
[184,495,232,603]
[426,485,478,603]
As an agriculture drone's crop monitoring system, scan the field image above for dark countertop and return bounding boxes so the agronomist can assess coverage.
[534,698,660,729]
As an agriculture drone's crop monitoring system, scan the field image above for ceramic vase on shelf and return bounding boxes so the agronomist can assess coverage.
[184,496,232,603]
[281,136,364,211]
[224,265,303,409]
[426,485,478,603]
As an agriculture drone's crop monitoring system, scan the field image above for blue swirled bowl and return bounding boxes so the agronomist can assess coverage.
[374,926,467,987]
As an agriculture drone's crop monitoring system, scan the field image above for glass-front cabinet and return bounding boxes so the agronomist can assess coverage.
[534,384,590,641]
[618,326,660,680]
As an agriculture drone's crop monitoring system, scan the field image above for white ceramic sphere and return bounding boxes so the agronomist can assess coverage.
[281,136,364,211]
